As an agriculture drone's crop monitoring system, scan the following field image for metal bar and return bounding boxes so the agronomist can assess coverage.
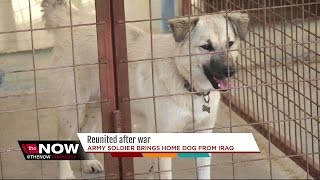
[67,0,83,176]
[315,0,320,168]
[261,0,273,178]
[0,22,105,35]
[26,0,46,178]
[111,0,134,178]
[147,0,161,177]
[0,99,109,115]
[95,0,120,179]
[300,1,310,177]
[224,1,236,178]
[198,0,320,178]
[221,94,320,179]
[182,0,191,15]
[0,1,318,35]
[2,38,320,76]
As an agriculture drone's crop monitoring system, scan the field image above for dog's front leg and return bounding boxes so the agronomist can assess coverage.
[59,161,75,180]
[196,157,211,179]
[196,129,213,179]
[79,103,104,174]
[159,157,172,179]
[57,109,78,179]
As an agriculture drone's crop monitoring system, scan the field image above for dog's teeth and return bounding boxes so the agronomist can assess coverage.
[218,84,221,87]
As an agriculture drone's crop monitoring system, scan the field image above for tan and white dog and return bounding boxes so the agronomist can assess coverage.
[42,0,249,179]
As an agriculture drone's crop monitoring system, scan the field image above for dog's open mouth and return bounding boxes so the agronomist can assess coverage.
[203,65,230,91]
[213,77,229,90]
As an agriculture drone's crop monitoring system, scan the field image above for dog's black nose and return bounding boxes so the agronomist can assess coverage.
[222,66,235,78]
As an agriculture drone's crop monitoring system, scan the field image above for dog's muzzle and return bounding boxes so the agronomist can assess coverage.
[203,52,236,91]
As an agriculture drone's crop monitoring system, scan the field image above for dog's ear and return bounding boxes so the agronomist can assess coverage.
[226,13,249,40]
[168,17,199,42]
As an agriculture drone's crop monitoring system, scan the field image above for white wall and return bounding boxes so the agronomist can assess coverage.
[0,0,17,52]
[0,0,182,53]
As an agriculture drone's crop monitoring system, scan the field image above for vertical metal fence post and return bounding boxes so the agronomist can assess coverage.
[96,0,134,179]
[95,0,121,179]
[182,0,191,15]
[111,0,134,178]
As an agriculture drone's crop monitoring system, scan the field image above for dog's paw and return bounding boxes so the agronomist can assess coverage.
[83,160,104,173]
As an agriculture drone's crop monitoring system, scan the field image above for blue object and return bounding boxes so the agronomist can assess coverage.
[162,0,175,32]
[0,70,5,86]
[178,153,210,158]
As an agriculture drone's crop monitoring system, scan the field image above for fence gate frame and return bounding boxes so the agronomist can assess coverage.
[181,0,320,179]
[95,0,320,179]
[95,0,134,179]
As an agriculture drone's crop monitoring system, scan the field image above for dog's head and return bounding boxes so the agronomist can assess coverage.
[168,13,249,92]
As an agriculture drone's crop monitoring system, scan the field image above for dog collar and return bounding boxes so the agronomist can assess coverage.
[183,80,211,97]
[184,80,211,113]
[184,79,202,96]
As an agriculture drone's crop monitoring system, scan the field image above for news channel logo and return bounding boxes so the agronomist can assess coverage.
[18,141,90,160]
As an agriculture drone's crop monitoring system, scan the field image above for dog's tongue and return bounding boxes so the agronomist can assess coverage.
[214,78,229,90]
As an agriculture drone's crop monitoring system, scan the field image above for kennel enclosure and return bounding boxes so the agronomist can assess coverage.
[186,0,320,178]
[0,0,319,179]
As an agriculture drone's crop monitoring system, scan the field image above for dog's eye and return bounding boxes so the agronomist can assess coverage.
[200,44,214,51]
[229,41,234,48]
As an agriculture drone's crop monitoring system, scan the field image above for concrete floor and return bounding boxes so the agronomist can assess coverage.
[133,102,310,179]
[0,95,309,179]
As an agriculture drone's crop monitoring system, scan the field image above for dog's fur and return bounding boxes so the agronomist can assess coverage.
[42,0,249,179]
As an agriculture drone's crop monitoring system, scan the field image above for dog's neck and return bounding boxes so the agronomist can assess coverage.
[153,53,210,97]
[183,79,202,96]
[158,59,209,97]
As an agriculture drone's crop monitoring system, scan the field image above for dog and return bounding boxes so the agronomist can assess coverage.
[42,0,249,179]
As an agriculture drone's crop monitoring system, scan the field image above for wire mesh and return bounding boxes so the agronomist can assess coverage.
[0,0,107,179]
[190,0,320,178]
[1,0,319,179]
